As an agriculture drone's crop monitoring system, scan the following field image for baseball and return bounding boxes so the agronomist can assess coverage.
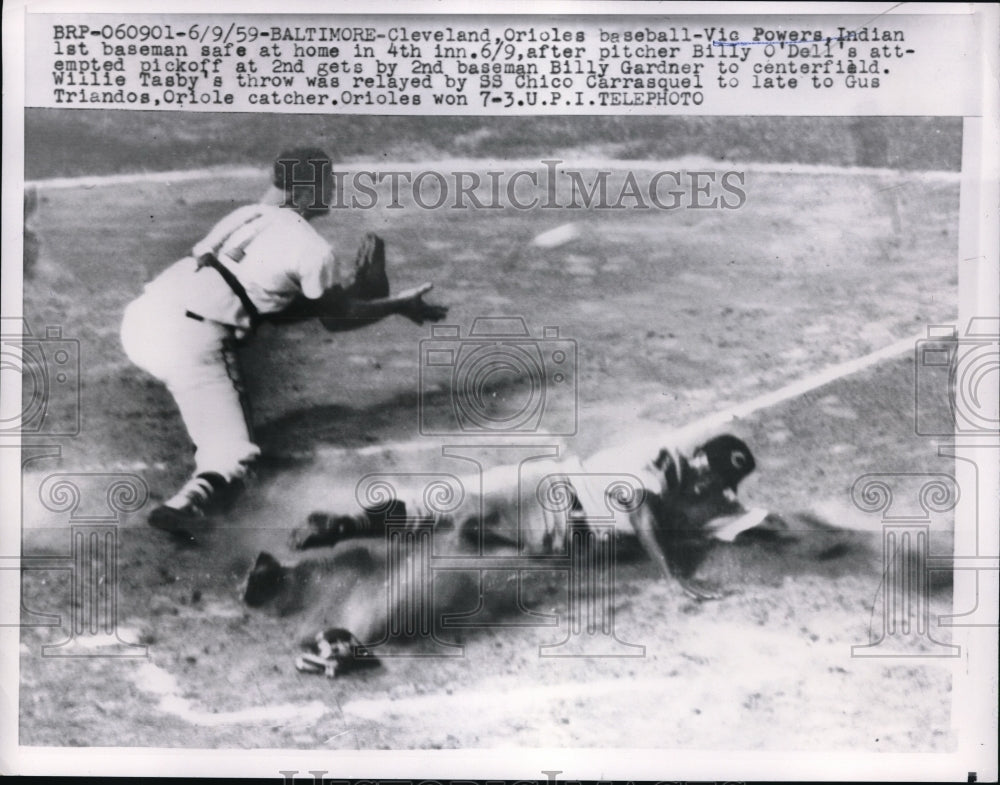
[531,222,580,248]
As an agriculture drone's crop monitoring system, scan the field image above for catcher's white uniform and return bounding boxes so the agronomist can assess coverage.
[121,203,340,500]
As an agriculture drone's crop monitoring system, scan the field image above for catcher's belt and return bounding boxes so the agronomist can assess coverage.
[199,253,261,330]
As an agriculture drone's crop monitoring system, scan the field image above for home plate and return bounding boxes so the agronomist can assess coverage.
[531,223,580,248]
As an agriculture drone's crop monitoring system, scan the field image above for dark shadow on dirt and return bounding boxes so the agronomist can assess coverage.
[255,370,574,458]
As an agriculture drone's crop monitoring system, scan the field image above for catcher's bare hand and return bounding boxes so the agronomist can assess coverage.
[398,282,449,325]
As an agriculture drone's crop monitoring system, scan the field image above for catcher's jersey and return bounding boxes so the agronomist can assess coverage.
[144,204,340,331]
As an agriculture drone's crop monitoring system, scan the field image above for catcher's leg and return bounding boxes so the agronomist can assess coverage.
[123,299,258,542]
[151,330,258,540]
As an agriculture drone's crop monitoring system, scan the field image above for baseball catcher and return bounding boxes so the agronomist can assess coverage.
[120,147,447,541]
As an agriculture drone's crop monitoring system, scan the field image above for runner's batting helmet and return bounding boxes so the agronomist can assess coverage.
[696,434,756,493]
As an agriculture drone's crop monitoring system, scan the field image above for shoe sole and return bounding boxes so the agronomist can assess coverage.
[148,506,200,544]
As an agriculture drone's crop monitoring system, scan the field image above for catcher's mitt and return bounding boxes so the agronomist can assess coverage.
[295,628,380,678]
[266,232,389,325]
[346,232,389,300]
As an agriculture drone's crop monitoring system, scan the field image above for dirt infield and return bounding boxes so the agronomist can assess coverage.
[17,155,959,751]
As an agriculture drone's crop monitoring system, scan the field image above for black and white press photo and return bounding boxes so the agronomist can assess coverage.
[2,4,997,781]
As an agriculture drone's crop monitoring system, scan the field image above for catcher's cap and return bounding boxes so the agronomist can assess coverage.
[697,434,756,493]
[272,147,333,192]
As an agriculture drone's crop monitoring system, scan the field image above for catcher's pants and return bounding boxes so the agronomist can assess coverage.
[120,294,261,483]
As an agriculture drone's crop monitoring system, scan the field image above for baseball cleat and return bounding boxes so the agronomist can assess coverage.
[148,472,237,543]
[242,552,286,607]
[677,576,726,601]
[147,504,202,543]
